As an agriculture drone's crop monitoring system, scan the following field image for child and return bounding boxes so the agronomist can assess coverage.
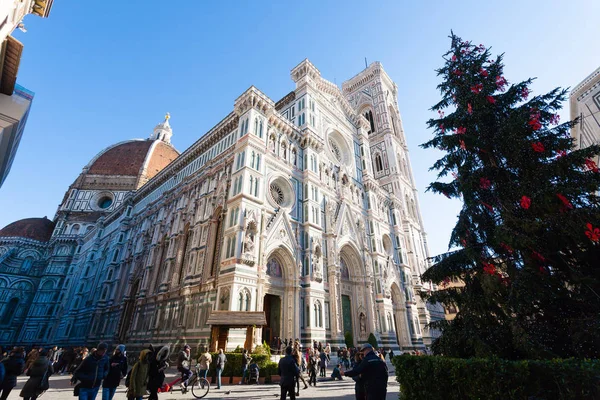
[331,364,343,381]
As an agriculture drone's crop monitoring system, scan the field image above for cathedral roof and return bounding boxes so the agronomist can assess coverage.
[86,139,178,178]
[0,217,55,242]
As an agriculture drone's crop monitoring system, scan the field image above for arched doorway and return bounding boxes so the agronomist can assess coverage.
[338,244,366,345]
[261,247,298,343]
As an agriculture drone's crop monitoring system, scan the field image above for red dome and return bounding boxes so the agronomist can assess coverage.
[0,217,55,242]
[86,140,179,179]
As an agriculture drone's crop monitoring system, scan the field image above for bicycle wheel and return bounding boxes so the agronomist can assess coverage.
[190,377,210,399]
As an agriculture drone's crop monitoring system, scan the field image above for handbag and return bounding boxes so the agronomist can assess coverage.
[73,382,81,396]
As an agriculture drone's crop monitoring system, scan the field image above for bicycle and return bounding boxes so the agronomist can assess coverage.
[187,364,210,399]
[144,364,210,399]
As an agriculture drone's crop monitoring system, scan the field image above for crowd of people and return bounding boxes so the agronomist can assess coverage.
[0,340,402,400]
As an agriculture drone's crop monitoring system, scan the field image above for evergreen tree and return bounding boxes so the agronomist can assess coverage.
[421,33,600,360]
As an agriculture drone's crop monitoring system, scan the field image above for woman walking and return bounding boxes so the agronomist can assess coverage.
[147,345,169,400]
[0,347,25,400]
[127,349,151,400]
[20,349,53,400]
[102,345,128,400]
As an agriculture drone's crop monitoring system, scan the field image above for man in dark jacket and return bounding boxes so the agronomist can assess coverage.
[344,343,388,400]
[101,345,127,400]
[240,349,251,384]
[0,346,25,400]
[71,342,110,400]
[278,346,299,400]
[177,345,192,394]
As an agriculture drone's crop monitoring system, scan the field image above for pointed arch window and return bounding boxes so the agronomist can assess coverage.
[1,298,19,325]
[364,110,376,134]
[259,120,263,138]
[21,257,34,273]
[374,154,383,172]
[254,118,259,135]
[238,292,243,311]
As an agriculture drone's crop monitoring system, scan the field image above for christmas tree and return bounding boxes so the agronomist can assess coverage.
[421,33,600,360]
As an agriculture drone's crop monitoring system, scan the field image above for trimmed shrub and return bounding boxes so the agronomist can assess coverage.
[204,353,271,378]
[367,333,378,349]
[344,331,354,348]
[392,355,600,400]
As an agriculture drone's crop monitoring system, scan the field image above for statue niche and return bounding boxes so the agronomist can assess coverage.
[241,210,257,266]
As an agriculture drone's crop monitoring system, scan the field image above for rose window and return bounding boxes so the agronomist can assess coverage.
[328,137,342,163]
[270,183,285,206]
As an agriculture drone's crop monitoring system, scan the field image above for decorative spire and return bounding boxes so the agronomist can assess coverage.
[150,113,173,144]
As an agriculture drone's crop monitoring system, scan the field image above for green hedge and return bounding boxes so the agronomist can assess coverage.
[392,355,600,400]
[202,353,271,378]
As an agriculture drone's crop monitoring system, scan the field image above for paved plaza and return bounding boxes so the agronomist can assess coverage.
[6,363,399,400]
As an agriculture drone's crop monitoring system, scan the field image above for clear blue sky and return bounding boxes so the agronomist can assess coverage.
[1,0,599,258]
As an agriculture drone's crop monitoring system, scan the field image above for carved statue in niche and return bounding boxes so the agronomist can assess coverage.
[360,313,367,335]
[269,135,276,152]
[325,201,336,225]
[313,244,323,282]
[243,231,255,254]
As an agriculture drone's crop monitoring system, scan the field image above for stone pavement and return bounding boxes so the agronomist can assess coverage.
[7,362,399,400]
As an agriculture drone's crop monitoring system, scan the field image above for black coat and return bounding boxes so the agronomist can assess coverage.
[344,351,388,399]
[102,354,128,389]
[20,357,53,397]
[72,352,109,389]
[277,355,299,387]
[1,354,25,389]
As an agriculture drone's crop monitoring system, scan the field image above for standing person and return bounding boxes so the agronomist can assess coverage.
[197,347,212,381]
[278,347,299,400]
[215,349,226,390]
[319,350,327,377]
[20,349,52,400]
[71,343,110,400]
[147,345,169,400]
[0,347,25,400]
[292,346,308,395]
[388,349,395,361]
[24,348,39,372]
[126,349,151,400]
[307,351,318,387]
[344,344,388,400]
[324,344,331,362]
[71,348,89,374]
[46,347,57,367]
[240,349,250,384]
[102,345,127,400]
[60,347,75,375]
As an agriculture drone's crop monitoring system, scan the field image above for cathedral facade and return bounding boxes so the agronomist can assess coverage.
[0,60,442,351]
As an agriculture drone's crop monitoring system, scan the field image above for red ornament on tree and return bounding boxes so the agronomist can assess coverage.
[483,262,496,275]
[486,96,496,104]
[520,87,530,100]
[500,242,514,254]
[531,142,545,153]
[479,177,491,189]
[459,139,466,150]
[585,223,600,242]
[556,193,573,210]
[585,159,599,173]
[451,54,457,62]
[481,202,494,212]
[467,103,473,114]
[453,69,463,77]
[471,83,484,94]
[495,75,507,91]
[439,124,445,133]
[557,150,567,158]
[550,114,560,125]
[479,68,489,77]
[520,196,531,209]
[456,126,466,135]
